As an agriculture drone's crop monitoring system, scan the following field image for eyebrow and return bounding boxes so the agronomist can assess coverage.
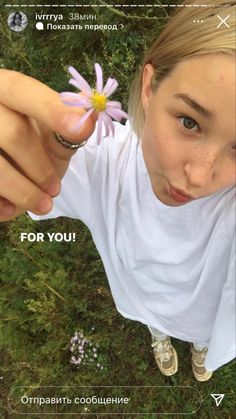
[173,93,215,119]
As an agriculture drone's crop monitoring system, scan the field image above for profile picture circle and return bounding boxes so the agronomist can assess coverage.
[7,11,28,32]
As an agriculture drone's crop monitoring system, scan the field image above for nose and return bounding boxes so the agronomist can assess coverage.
[184,148,217,188]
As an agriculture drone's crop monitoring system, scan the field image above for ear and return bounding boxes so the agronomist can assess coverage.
[141,64,155,113]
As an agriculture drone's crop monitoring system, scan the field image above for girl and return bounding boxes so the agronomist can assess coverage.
[0,0,235,382]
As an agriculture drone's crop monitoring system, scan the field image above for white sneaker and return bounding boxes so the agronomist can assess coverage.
[151,336,178,376]
[190,343,213,382]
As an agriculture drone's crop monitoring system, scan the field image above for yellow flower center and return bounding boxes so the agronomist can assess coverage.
[90,90,107,111]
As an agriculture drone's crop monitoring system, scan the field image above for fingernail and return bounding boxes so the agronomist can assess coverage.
[37,196,52,213]
[46,180,61,197]
[62,113,84,135]
[1,204,15,216]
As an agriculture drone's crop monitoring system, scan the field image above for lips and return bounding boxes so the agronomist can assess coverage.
[169,185,194,203]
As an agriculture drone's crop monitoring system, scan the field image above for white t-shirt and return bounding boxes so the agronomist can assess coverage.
[30,122,236,372]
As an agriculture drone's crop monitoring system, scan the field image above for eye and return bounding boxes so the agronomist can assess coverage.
[179,116,199,131]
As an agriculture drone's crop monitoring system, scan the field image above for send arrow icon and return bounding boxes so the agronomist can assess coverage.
[211,394,225,406]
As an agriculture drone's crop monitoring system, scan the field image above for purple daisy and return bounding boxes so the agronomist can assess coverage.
[60,63,129,145]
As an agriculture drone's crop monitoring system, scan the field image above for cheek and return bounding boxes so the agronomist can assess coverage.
[142,130,181,173]
[143,121,180,164]
[142,107,185,170]
[157,137,182,171]
[218,164,236,188]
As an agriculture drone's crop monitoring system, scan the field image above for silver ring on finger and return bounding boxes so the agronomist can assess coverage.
[53,132,87,150]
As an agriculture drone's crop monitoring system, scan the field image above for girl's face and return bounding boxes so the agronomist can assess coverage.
[141,54,235,206]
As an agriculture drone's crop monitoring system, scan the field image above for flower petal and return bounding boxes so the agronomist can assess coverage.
[102,112,115,137]
[98,112,110,137]
[60,91,81,98]
[60,101,87,108]
[60,92,91,108]
[68,66,92,95]
[106,100,121,109]
[102,78,118,97]
[95,63,103,93]
[61,100,92,108]
[68,78,90,95]
[105,107,129,122]
[96,114,104,145]
[72,108,94,133]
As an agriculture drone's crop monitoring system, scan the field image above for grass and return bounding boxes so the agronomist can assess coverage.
[0,216,235,417]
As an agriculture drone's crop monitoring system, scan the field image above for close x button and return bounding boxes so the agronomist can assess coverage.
[217,14,230,28]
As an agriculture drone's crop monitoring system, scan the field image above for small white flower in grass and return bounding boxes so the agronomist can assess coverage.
[70,333,78,344]
[60,63,129,145]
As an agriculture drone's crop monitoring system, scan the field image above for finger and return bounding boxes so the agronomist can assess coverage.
[0,197,15,217]
[0,104,61,194]
[0,156,54,215]
[0,70,97,160]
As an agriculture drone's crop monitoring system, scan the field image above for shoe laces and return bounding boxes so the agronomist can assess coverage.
[151,339,172,362]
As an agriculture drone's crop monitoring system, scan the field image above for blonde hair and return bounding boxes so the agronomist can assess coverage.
[128,0,236,137]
